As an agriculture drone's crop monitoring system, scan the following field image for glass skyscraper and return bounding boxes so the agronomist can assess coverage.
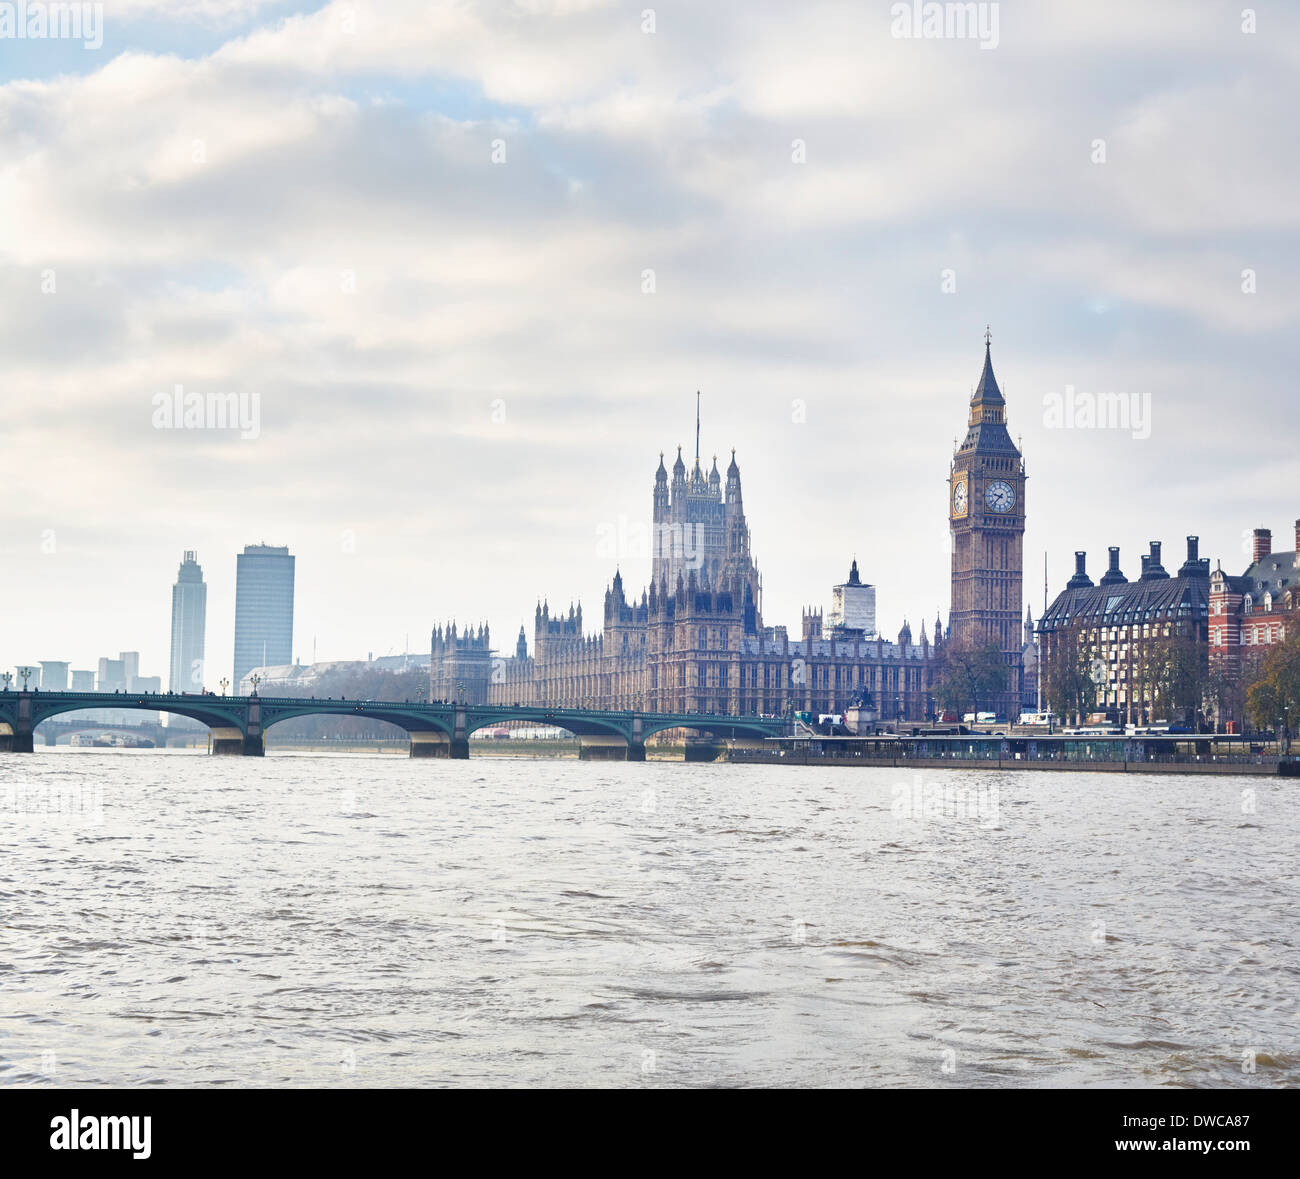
[233,544,295,687]
[169,550,208,692]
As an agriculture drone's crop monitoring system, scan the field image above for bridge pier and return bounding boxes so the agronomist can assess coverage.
[409,731,451,758]
[577,734,630,761]
[626,716,646,762]
[449,708,469,759]
[684,740,725,763]
[210,733,263,759]
[3,695,35,752]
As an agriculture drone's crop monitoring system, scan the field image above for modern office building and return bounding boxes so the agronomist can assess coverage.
[233,544,295,685]
[169,550,208,692]
[1037,538,1211,725]
[40,661,69,691]
[97,658,126,692]
[70,670,95,691]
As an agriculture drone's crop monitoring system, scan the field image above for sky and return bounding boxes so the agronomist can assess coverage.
[2,0,1297,687]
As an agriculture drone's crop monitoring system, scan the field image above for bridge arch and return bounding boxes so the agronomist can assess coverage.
[463,708,637,760]
[258,702,455,757]
[639,717,775,742]
[25,696,240,730]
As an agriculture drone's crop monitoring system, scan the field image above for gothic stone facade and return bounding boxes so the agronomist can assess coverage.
[439,342,1035,721]
[429,622,494,703]
[948,336,1026,719]
[480,441,942,720]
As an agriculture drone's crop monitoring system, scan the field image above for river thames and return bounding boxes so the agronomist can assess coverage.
[1,751,1295,1088]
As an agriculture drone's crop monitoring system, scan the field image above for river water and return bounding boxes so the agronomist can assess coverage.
[1,751,1295,1088]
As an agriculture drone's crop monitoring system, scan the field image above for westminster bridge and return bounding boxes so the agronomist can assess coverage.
[0,691,787,760]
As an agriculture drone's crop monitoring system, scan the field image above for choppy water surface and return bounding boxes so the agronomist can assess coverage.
[1,751,1296,1088]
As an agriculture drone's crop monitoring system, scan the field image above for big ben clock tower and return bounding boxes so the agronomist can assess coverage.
[948,328,1025,717]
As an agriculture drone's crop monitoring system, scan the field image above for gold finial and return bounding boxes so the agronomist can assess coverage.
[984,324,992,347]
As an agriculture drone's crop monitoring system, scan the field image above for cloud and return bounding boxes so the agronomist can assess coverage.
[1,0,1296,682]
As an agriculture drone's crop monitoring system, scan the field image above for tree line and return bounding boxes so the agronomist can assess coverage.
[263,666,431,741]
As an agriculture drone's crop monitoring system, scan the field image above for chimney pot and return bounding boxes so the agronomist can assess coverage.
[1108,546,1120,571]
[1149,540,1161,564]
[1186,535,1199,562]
[1253,528,1272,564]
[1074,551,1087,575]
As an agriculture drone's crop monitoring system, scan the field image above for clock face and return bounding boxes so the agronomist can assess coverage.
[985,480,1015,513]
[952,480,968,517]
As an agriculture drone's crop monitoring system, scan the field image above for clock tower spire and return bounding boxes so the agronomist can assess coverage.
[948,329,1026,718]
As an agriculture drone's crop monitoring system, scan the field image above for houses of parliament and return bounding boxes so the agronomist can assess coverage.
[432,337,1033,721]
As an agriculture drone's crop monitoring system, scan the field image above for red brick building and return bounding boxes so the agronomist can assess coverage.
[1209,522,1300,676]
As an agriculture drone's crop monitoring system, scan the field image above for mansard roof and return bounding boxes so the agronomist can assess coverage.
[1039,569,1209,632]
[1243,550,1300,596]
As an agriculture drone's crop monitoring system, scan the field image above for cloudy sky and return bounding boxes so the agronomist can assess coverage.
[2,0,1297,686]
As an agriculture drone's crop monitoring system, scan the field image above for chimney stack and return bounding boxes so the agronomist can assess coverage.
[1066,550,1094,589]
[1179,535,1209,578]
[1295,519,1300,553]
[1099,546,1127,586]
[1253,528,1272,564]
[1141,540,1169,580]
